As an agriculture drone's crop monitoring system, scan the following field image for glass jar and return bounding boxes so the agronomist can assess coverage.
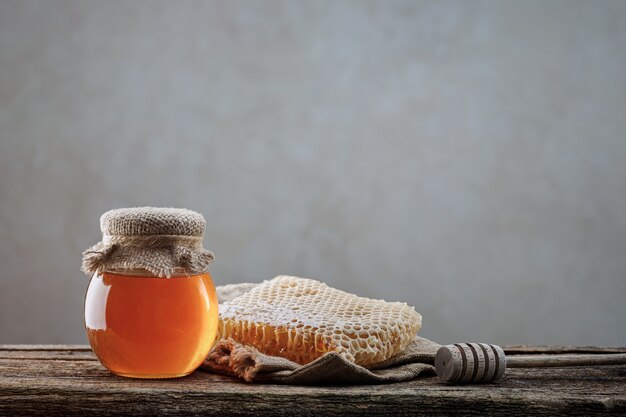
[85,270,218,378]
[82,207,218,379]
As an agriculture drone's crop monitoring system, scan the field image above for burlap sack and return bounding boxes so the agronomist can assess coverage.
[81,207,214,277]
[204,283,440,385]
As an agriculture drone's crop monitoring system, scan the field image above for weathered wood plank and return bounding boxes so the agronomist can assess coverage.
[503,345,626,355]
[4,344,624,354]
[1,345,625,416]
[0,345,94,360]
[0,345,91,351]
[4,344,626,363]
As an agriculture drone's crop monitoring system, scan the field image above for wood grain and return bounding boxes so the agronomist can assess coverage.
[1,345,625,416]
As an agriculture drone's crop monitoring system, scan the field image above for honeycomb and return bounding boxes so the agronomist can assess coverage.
[218,275,422,367]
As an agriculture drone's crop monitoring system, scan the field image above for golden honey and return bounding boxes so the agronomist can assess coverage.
[85,271,218,378]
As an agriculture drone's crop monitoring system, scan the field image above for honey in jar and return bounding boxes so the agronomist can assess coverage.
[82,207,218,378]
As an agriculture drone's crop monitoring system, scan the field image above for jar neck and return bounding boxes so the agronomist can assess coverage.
[104,267,194,277]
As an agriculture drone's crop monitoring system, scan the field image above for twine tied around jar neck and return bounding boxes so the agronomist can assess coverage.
[81,207,215,278]
[100,234,204,249]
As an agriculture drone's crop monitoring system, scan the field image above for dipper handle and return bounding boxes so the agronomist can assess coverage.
[435,343,506,384]
[434,343,626,384]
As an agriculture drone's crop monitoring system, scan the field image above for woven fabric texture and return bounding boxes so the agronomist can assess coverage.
[82,207,214,277]
[100,207,205,236]
[203,336,438,384]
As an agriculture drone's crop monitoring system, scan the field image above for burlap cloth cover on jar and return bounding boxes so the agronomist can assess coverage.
[81,207,214,277]
[205,283,440,385]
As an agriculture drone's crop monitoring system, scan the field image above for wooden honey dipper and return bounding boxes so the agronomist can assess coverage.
[435,343,626,384]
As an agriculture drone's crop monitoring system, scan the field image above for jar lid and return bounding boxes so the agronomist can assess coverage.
[82,207,214,277]
[101,207,206,237]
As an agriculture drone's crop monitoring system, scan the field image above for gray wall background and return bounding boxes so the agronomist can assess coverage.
[1,0,625,346]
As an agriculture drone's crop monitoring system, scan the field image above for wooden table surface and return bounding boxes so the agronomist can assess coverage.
[1,345,625,416]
